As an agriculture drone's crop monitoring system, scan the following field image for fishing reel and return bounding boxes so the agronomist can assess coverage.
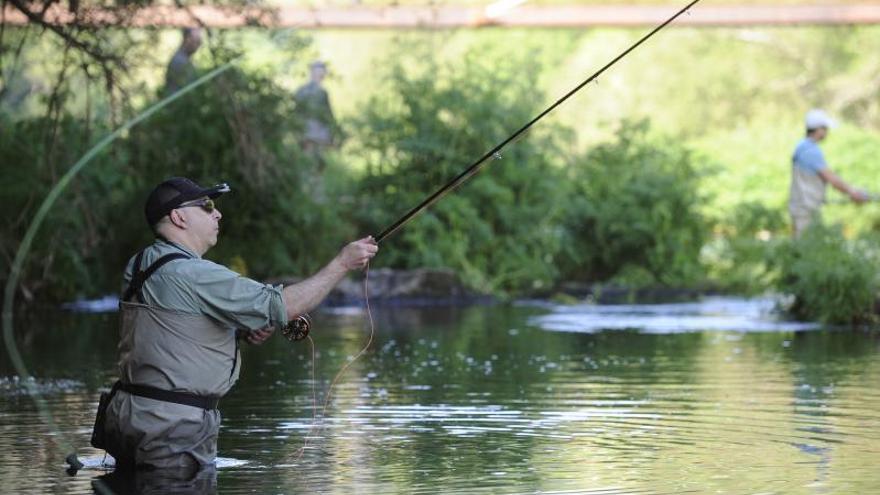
[282,313,312,342]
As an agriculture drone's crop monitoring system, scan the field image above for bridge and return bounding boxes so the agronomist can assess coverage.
[4,3,880,29]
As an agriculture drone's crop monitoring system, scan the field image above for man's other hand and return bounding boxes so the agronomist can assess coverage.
[850,189,871,204]
[246,326,275,345]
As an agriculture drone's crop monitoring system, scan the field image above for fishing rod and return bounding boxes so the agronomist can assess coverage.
[277,0,707,463]
[5,0,704,470]
[827,192,879,205]
[374,0,703,244]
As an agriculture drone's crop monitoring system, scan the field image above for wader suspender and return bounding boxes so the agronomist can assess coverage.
[122,250,190,303]
[116,249,221,410]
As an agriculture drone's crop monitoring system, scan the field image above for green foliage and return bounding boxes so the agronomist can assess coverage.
[774,225,879,325]
[2,35,721,303]
[124,67,355,277]
[0,112,124,300]
[351,44,570,294]
[559,121,712,286]
[703,201,787,293]
[6,24,880,329]
[1,63,354,301]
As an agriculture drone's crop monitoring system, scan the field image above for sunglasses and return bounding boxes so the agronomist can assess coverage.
[177,198,216,213]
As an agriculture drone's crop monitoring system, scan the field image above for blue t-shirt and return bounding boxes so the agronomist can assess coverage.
[792,138,827,174]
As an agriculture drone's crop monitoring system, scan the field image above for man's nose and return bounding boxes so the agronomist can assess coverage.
[214,208,222,220]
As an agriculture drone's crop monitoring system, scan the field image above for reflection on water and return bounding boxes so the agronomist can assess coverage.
[1,300,879,494]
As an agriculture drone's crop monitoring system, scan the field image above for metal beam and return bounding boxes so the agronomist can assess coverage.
[4,4,880,29]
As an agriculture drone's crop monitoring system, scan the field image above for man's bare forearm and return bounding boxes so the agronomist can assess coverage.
[820,168,856,195]
[281,257,347,319]
[278,236,378,321]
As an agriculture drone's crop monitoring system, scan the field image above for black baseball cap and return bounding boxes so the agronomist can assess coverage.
[144,177,231,226]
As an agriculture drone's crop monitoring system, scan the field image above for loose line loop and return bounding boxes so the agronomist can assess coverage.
[289,262,375,461]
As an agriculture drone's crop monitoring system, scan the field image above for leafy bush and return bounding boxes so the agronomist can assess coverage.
[124,68,356,277]
[559,120,712,287]
[774,225,879,325]
[1,63,356,302]
[351,44,570,294]
[0,112,128,301]
[702,201,787,293]
[7,26,880,318]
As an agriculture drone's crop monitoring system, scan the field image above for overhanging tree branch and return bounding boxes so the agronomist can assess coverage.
[6,0,123,68]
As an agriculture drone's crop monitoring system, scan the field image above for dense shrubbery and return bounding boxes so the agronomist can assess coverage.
[1,66,352,301]
[350,48,570,294]
[702,201,788,294]
[4,35,880,327]
[773,226,879,325]
[559,121,712,287]
[0,113,124,300]
[2,43,719,301]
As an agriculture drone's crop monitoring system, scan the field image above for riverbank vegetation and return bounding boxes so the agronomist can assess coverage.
[3,25,880,324]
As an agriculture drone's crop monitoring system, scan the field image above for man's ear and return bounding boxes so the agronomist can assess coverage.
[169,209,187,229]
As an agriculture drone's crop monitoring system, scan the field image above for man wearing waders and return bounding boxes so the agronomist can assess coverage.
[788,109,869,237]
[94,177,377,472]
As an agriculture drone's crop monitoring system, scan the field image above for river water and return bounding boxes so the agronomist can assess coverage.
[1,297,879,494]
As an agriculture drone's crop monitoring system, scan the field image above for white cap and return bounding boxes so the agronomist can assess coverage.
[805,109,837,130]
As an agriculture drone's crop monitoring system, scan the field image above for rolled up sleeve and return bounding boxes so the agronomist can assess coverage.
[185,261,288,331]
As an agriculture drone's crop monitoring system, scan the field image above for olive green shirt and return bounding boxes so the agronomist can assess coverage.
[122,239,288,331]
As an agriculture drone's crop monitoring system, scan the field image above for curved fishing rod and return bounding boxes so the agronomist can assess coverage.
[2,0,704,471]
[1,24,309,475]
[294,0,704,455]
[2,62,237,470]
[375,0,702,244]
[827,193,879,205]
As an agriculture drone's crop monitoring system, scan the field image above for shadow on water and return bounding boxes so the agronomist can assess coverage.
[1,298,879,494]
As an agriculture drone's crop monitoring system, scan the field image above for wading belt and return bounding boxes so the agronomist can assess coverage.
[116,381,220,410]
[117,248,220,410]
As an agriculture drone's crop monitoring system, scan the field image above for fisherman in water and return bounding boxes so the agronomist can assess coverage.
[93,177,377,473]
[788,109,869,237]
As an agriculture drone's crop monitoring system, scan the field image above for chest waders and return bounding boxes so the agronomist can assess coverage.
[91,248,242,470]
[789,166,827,215]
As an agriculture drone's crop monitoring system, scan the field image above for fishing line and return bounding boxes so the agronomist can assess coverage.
[287,261,375,462]
[289,333,318,462]
[4,0,701,474]
[375,0,703,244]
[293,0,701,459]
